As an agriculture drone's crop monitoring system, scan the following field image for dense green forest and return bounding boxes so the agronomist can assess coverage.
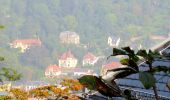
[0,0,169,80]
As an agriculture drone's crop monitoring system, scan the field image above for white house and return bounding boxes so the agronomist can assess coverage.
[108,36,120,47]
[59,51,78,68]
[82,52,98,66]
[10,39,41,53]
[45,65,61,77]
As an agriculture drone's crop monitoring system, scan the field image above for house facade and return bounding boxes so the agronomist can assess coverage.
[59,31,80,44]
[59,51,77,68]
[10,39,41,53]
[45,65,61,77]
[82,52,98,66]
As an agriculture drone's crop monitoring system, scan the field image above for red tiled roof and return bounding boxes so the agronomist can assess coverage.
[59,50,76,60]
[45,65,61,72]
[83,52,96,61]
[103,62,121,70]
[12,39,41,45]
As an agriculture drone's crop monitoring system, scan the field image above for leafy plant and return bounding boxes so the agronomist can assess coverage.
[79,47,170,100]
[10,88,28,100]
[60,78,83,91]
[28,83,81,100]
[108,47,170,100]
[78,75,122,98]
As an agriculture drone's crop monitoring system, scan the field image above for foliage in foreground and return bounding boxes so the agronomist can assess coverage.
[0,78,83,100]
[79,47,170,100]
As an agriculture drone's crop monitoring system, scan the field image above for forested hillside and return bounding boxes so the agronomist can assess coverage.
[0,0,169,80]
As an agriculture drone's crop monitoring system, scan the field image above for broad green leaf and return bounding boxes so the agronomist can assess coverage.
[114,70,136,79]
[121,47,139,62]
[107,67,137,79]
[137,49,147,58]
[78,75,97,90]
[120,58,129,65]
[131,55,139,62]
[107,67,135,72]
[120,59,139,71]
[112,48,126,56]
[139,72,156,89]
[166,82,170,90]
[151,66,169,73]
[148,50,160,57]
[121,47,134,54]
[147,50,161,63]
[79,75,122,97]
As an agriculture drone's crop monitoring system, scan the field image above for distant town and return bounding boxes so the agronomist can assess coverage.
[9,31,170,79]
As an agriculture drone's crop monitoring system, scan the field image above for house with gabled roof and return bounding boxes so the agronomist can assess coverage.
[59,31,80,44]
[82,52,98,66]
[45,65,61,78]
[10,39,41,53]
[58,50,78,68]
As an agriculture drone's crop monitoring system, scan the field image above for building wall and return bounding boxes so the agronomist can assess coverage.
[83,60,96,66]
[60,34,80,44]
[12,43,29,53]
[45,71,61,77]
[59,58,77,68]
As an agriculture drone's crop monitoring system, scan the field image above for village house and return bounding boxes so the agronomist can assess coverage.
[10,39,41,53]
[107,36,120,47]
[59,31,80,44]
[82,52,98,66]
[101,62,122,75]
[59,50,78,68]
[45,65,61,78]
